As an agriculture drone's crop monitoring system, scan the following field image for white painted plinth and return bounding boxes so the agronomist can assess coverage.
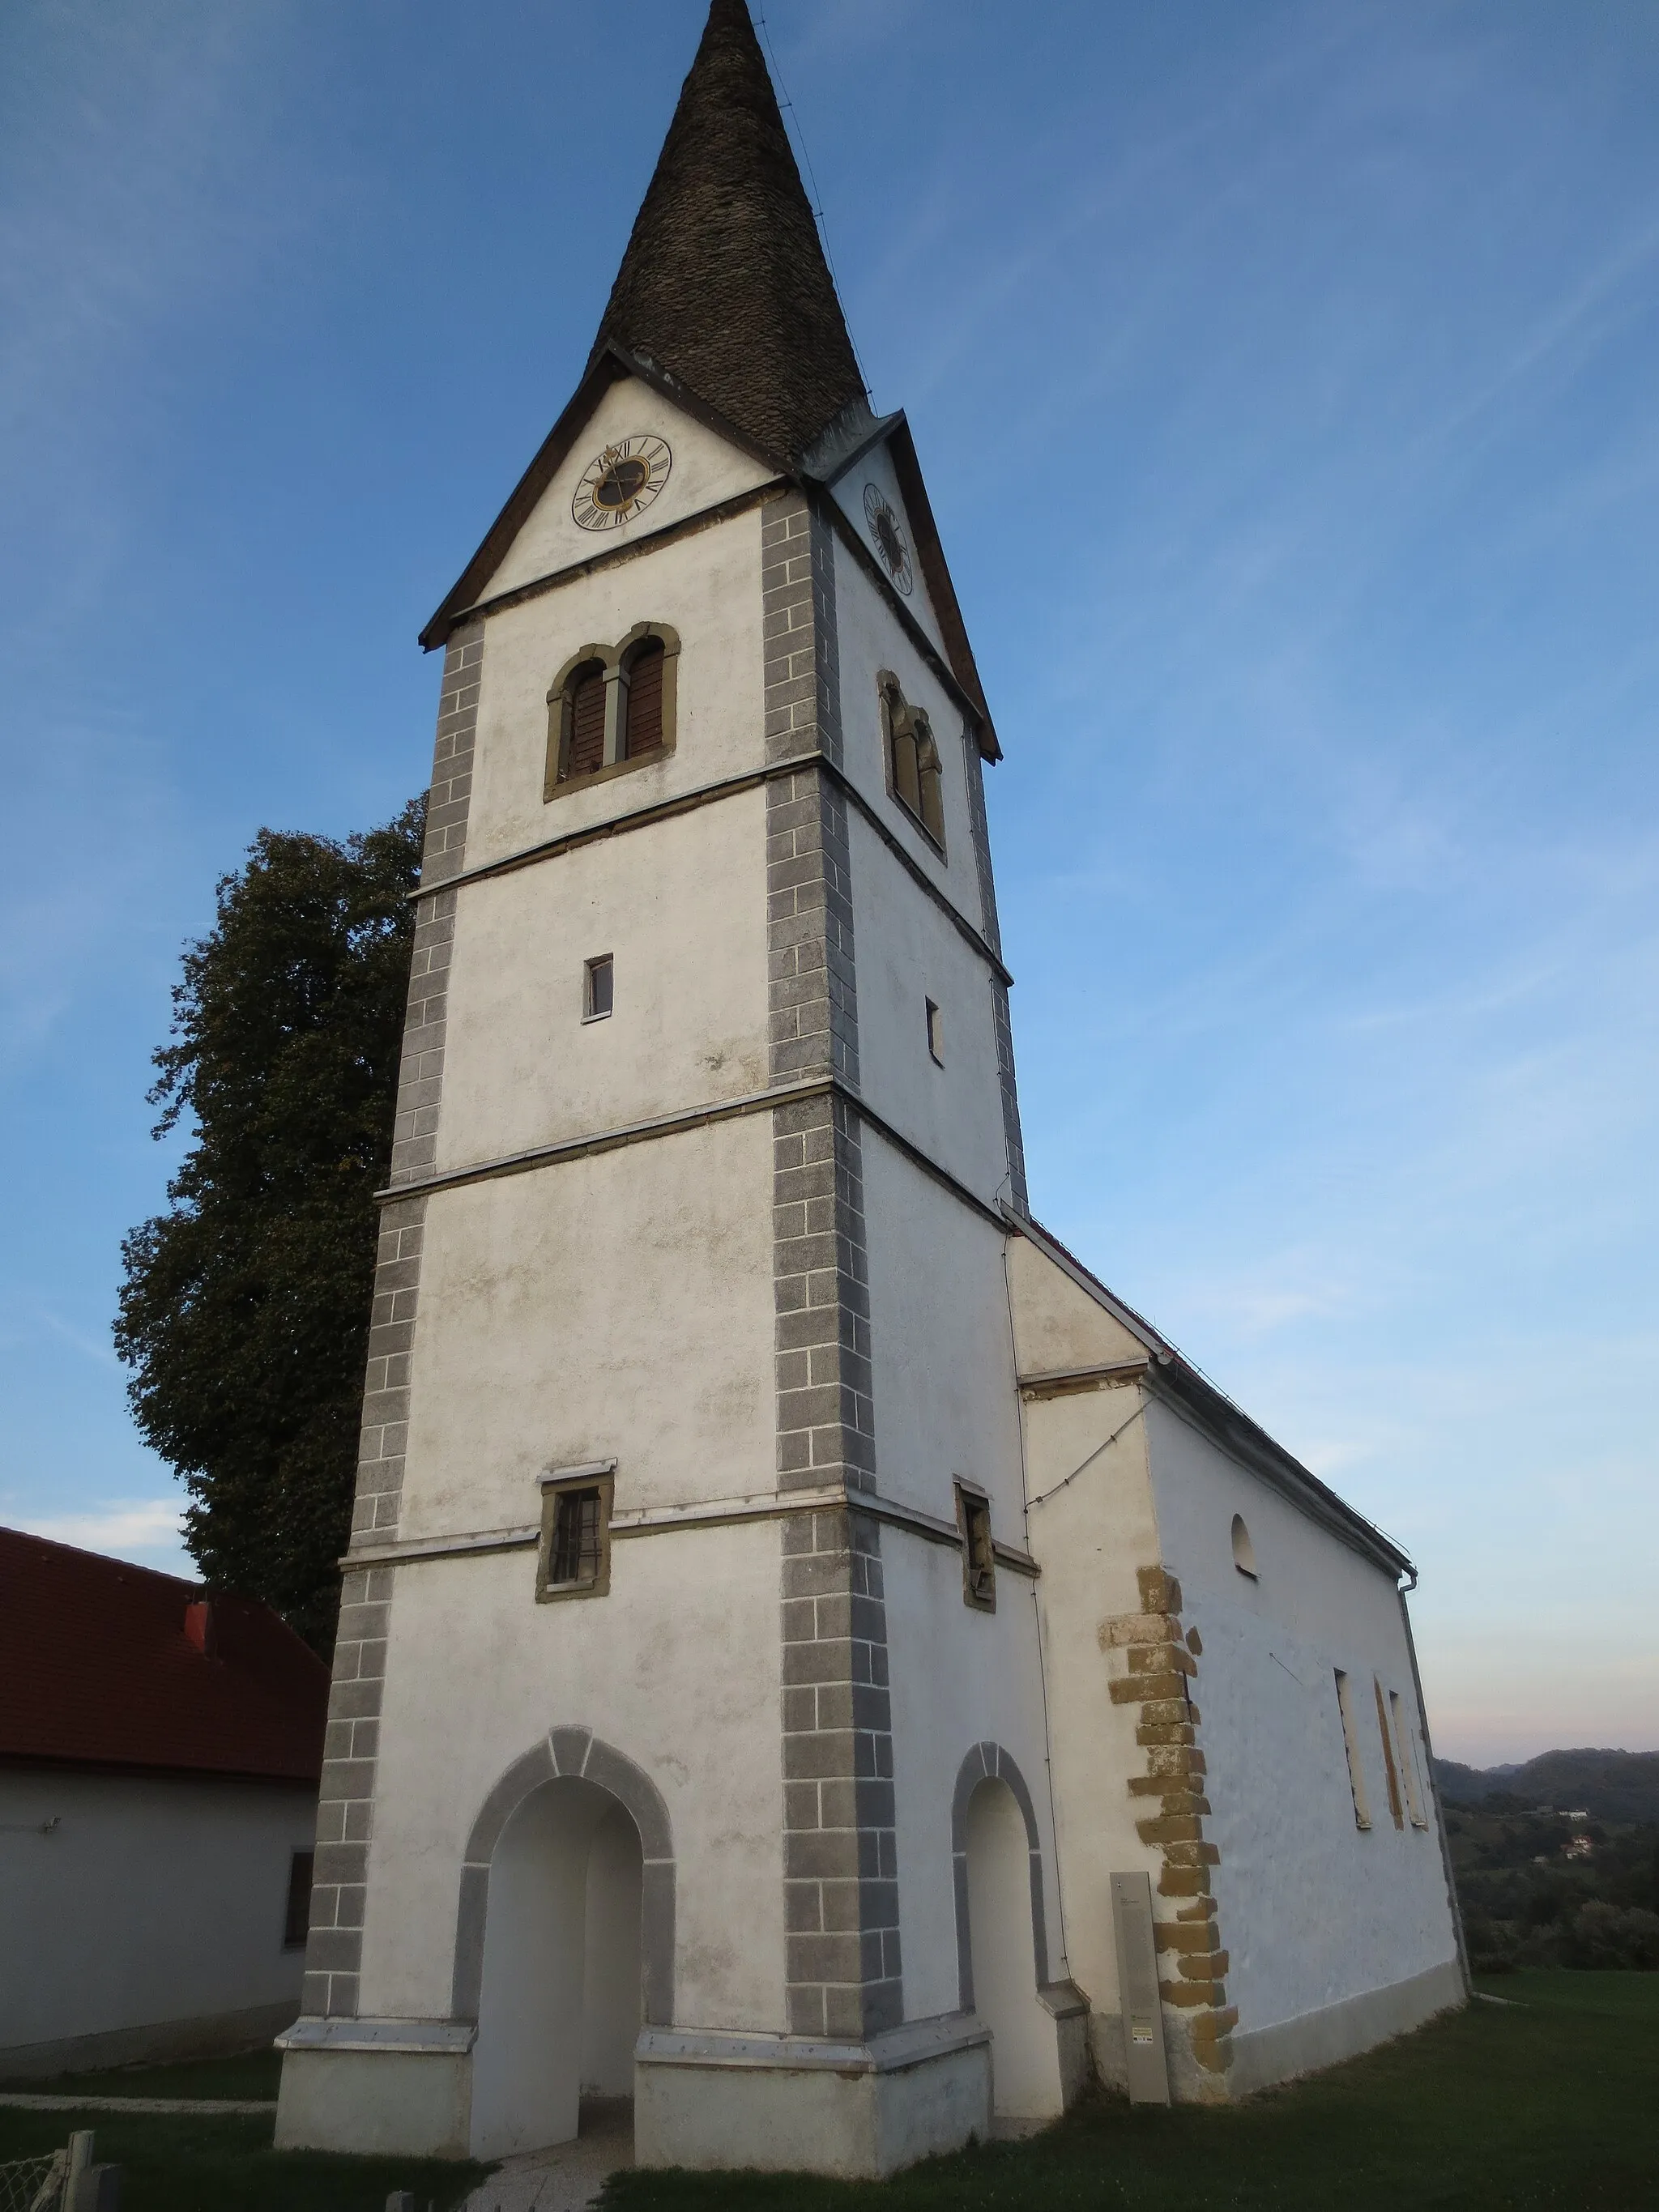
[633,2016,992,2177]
[274,2021,475,2159]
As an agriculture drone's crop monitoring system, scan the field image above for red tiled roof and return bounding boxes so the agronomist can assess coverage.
[0,1527,327,1784]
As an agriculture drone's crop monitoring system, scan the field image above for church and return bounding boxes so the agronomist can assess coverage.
[275,1,1465,2176]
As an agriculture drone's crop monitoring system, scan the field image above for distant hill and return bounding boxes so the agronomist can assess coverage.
[1436,1749,1659,1824]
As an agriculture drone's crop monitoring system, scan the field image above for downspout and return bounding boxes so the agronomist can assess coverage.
[1397,1567,1472,1998]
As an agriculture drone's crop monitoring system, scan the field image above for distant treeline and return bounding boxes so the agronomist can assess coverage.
[1435,1749,1659,1827]
[1434,1750,1659,1972]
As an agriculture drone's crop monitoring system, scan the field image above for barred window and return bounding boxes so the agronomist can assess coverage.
[537,1465,615,1600]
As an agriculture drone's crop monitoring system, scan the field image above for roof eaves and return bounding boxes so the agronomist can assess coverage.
[1009,1214,1414,1580]
[1149,1362,1414,1580]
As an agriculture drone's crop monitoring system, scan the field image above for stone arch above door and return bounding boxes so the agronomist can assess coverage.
[451,1725,675,2025]
[950,1741,1048,2011]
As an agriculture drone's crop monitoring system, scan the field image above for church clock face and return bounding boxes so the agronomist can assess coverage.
[863,483,913,595]
[572,435,672,531]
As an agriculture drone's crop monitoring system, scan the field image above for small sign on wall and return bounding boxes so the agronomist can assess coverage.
[1110,1871,1172,2105]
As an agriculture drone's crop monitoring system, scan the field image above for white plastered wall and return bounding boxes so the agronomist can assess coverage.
[883,1533,1059,2026]
[437,784,770,1170]
[398,1118,777,1541]
[858,1159,1059,2030]
[860,1140,1022,1530]
[481,377,775,607]
[850,814,1009,1210]
[464,494,770,879]
[832,539,987,945]
[828,439,951,664]
[0,1769,315,2058]
[1145,1402,1460,2042]
[1008,1239,1166,2048]
[359,1512,787,2035]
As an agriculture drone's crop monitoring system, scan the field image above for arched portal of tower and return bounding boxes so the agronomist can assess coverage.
[962,1776,1055,2121]
[468,1776,644,2162]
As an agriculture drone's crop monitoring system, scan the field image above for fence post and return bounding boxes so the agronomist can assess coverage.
[62,2136,93,2208]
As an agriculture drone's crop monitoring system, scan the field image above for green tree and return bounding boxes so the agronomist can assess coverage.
[115,799,424,1653]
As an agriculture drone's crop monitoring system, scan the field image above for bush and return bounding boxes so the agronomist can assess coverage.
[1564,1903,1659,1971]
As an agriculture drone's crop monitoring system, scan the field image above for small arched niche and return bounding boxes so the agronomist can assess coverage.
[1230,1513,1258,1579]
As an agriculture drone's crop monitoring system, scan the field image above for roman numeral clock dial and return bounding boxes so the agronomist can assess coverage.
[863,482,914,595]
[572,434,672,531]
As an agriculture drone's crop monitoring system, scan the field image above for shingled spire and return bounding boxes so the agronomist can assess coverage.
[589,0,866,465]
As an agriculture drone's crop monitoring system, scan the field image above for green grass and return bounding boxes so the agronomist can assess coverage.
[4,1978,1653,2211]
[0,2108,489,2211]
[599,1973,1659,2211]
[0,2046,283,2100]
[1477,1967,1659,2020]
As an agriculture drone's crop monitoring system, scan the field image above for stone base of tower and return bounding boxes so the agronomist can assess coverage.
[275,2020,476,2159]
[275,2012,996,2175]
[633,2015,992,2177]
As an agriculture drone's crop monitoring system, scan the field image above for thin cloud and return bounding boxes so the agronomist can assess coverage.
[21,1497,186,1559]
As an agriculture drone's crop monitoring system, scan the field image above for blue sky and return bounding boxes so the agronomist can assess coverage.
[2,0,1655,1765]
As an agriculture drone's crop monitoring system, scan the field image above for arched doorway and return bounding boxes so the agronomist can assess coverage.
[952,1741,1069,2126]
[457,1729,675,2164]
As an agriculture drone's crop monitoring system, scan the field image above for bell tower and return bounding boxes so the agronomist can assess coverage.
[275,0,1077,2175]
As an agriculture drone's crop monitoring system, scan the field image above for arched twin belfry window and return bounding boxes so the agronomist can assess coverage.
[878,671,946,853]
[545,623,680,799]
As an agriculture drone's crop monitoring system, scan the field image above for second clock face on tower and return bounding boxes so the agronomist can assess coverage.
[864,483,914,595]
[573,435,672,531]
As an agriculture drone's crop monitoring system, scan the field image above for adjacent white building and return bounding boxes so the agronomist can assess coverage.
[1,1529,326,2078]
[276,0,1466,2173]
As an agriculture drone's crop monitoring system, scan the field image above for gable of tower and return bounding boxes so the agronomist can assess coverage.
[825,434,953,665]
[477,373,778,607]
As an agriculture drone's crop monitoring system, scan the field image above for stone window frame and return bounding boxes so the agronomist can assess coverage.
[545,621,681,801]
[535,1460,616,1602]
[876,670,947,857]
[954,1478,996,1613]
[582,953,614,1024]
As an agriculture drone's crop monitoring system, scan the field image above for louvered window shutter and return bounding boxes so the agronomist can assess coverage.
[625,639,666,757]
[565,664,608,779]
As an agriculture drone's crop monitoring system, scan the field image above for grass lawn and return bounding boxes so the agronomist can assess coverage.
[600,1972,1659,2211]
[2,1976,1653,2210]
[0,2066,488,2212]
[0,2047,283,2100]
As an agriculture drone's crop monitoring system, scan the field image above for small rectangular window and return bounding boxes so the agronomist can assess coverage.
[583,954,614,1021]
[925,998,944,1065]
[1333,1670,1371,1831]
[1389,1689,1428,1828]
[955,1481,996,1612]
[283,1849,314,1950]
[537,1465,614,1600]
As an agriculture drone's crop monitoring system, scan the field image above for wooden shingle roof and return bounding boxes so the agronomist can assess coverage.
[589,0,866,467]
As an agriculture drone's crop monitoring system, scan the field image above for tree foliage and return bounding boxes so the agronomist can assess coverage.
[115,800,424,1652]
